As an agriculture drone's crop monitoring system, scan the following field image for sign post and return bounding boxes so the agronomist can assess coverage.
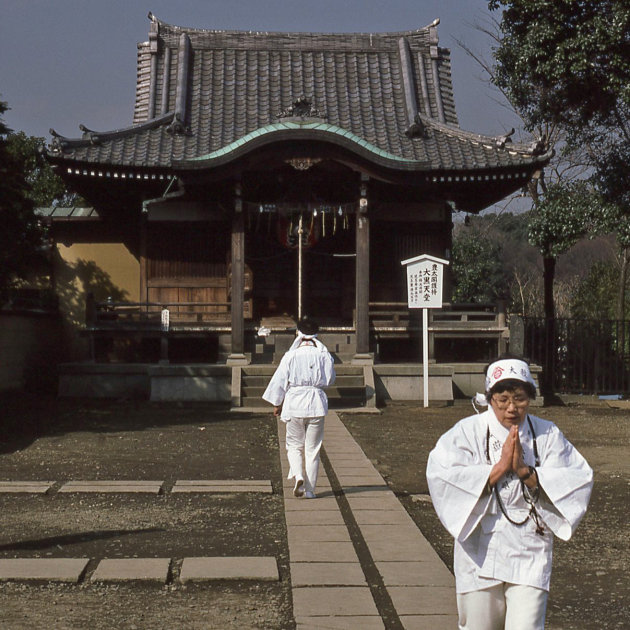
[401,254,449,407]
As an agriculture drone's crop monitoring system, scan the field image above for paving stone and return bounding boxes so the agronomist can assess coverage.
[285,510,346,526]
[0,481,55,493]
[179,556,279,582]
[388,586,458,615]
[91,558,170,582]
[296,616,385,629]
[0,558,89,582]
[343,486,395,498]
[399,615,460,630]
[376,561,455,587]
[284,496,339,511]
[363,539,429,562]
[335,476,387,486]
[288,525,351,543]
[172,480,272,493]
[290,562,367,586]
[290,541,358,563]
[292,586,380,617]
[345,496,403,511]
[352,509,414,525]
[58,480,163,493]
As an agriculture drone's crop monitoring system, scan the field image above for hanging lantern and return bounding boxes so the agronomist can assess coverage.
[277,213,320,249]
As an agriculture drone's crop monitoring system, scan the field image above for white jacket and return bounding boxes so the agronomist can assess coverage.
[262,334,336,421]
[426,409,593,593]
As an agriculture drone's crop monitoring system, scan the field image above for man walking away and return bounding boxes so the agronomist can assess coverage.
[262,316,336,498]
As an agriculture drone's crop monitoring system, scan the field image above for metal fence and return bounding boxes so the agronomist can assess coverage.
[523,317,630,395]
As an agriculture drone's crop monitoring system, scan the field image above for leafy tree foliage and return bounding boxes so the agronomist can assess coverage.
[570,261,626,320]
[5,131,71,207]
[489,0,630,134]
[0,101,45,288]
[488,0,630,321]
[451,229,509,303]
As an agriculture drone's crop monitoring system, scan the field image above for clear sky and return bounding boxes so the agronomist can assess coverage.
[0,0,520,143]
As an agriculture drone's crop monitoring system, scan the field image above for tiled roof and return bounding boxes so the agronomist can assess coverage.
[47,15,551,173]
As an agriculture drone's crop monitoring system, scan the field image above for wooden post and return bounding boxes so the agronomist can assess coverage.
[228,183,248,365]
[353,176,372,364]
[139,213,147,309]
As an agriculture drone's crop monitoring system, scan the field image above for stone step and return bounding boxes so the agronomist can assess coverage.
[242,375,365,388]
[243,385,366,398]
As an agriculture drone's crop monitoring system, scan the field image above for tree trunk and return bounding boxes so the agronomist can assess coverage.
[617,247,628,322]
[542,256,556,398]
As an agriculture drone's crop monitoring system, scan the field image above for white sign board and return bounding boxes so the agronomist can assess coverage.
[401,254,449,407]
[401,254,448,309]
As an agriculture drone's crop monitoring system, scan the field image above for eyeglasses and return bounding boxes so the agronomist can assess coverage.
[492,395,530,409]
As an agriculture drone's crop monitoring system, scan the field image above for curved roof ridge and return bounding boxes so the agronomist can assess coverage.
[147,12,434,39]
[48,112,175,152]
[416,113,551,157]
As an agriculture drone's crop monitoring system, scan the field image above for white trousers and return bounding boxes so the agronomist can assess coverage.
[457,583,548,630]
[285,416,324,493]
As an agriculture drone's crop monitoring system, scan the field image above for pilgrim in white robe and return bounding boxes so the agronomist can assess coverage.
[427,408,593,594]
[263,333,335,492]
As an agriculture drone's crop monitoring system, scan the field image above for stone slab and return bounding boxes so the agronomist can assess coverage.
[0,482,55,493]
[59,480,163,494]
[296,616,384,629]
[0,558,89,582]
[290,562,367,586]
[285,510,345,526]
[353,510,414,525]
[292,586,380,617]
[91,558,170,582]
[400,615,460,630]
[179,556,279,582]
[388,586,458,615]
[376,561,455,587]
[288,525,351,543]
[284,496,339,511]
[334,476,387,486]
[174,479,270,486]
[172,480,272,493]
[364,539,429,562]
[345,496,403,511]
[342,487,395,499]
[290,541,358,563]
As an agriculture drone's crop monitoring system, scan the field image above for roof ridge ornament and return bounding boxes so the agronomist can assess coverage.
[277,96,326,120]
[493,128,514,149]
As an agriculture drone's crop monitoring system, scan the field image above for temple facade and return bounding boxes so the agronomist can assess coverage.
[44,15,550,402]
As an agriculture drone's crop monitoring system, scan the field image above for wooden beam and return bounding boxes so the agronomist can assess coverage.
[354,176,372,363]
[228,183,248,365]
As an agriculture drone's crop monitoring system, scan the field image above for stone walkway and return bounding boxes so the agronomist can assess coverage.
[280,411,457,630]
[0,411,457,628]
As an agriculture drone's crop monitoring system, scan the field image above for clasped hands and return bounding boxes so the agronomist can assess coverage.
[488,425,538,490]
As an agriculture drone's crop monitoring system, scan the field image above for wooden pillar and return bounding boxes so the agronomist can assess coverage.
[353,176,373,364]
[139,213,147,308]
[227,182,249,365]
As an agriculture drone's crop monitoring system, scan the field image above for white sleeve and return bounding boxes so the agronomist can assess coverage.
[534,420,593,540]
[262,354,290,406]
[426,418,493,542]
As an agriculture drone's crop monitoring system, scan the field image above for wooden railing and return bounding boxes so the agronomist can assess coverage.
[86,294,235,329]
[369,301,508,358]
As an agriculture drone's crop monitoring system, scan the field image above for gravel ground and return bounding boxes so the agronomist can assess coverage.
[0,392,628,629]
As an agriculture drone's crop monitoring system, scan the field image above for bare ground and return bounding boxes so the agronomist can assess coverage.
[0,392,628,629]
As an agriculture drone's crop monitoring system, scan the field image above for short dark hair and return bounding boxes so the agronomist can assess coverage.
[297,316,319,336]
[488,378,536,400]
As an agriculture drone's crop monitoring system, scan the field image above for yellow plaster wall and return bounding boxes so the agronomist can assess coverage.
[53,243,140,360]
[57,243,140,302]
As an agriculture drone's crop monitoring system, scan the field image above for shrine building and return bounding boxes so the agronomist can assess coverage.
[43,14,551,405]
